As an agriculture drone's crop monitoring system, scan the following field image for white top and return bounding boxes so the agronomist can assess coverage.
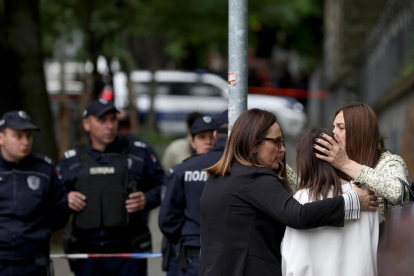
[282,183,380,276]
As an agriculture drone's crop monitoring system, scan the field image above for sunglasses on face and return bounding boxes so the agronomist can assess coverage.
[263,137,285,148]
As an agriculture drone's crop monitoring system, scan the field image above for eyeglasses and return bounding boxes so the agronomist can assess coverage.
[263,137,285,148]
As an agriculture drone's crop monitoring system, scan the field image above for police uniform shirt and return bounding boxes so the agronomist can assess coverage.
[0,153,69,260]
[161,163,182,202]
[159,137,227,247]
[57,136,164,241]
[119,133,163,171]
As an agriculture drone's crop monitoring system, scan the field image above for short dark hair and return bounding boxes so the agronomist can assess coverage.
[187,112,203,128]
[118,114,131,129]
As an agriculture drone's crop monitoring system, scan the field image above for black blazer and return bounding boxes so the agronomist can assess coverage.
[199,162,345,276]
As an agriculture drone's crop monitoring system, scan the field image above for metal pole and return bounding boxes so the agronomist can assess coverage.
[228,0,248,134]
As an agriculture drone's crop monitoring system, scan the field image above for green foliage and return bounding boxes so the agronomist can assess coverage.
[250,0,320,28]
[40,0,323,68]
[394,60,414,86]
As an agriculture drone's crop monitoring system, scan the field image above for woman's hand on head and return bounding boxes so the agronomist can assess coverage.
[314,133,363,180]
[313,133,351,170]
[352,185,378,211]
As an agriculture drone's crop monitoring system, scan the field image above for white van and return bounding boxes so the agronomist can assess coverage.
[114,70,307,136]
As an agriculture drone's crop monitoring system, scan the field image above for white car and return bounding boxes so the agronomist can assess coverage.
[114,70,307,136]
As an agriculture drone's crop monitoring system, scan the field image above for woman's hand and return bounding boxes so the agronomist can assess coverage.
[314,133,363,179]
[313,133,351,170]
[276,161,284,177]
[352,185,378,211]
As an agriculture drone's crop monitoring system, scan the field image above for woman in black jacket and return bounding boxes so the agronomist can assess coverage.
[199,109,378,276]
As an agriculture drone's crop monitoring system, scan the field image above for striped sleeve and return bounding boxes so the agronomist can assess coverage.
[342,190,360,220]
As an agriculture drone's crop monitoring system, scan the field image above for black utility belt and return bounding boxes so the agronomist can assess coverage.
[176,245,200,258]
[177,246,200,270]
[184,247,200,258]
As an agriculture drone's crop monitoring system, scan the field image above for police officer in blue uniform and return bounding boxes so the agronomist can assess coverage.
[0,110,69,276]
[159,111,228,276]
[160,115,218,276]
[57,99,164,276]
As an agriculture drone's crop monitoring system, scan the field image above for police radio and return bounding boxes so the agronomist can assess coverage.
[128,180,138,193]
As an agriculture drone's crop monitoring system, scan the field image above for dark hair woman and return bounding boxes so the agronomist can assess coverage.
[282,127,379,276]
[198,109,377,276]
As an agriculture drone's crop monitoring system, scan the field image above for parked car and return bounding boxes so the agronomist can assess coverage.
[114,70,307,137]
[114,71,228,136]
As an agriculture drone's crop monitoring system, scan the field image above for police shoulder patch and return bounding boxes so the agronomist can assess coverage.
[32,153,53,165]
[134,141,147,148]
[44,156,52,164]
[64,149,77,159]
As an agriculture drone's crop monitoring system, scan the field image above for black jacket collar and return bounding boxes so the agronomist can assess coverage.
[86,136,127,154]
[0,152,33,169]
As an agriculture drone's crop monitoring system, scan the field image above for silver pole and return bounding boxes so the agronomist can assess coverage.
[228,0,248,134]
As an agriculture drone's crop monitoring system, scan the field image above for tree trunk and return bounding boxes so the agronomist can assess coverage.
[3,0,58,162]
[0,1,20,112]
[126,35,170,134]
[119,44,139,135]
[147,67,157,133]
[57,40,71,156]
[105,55,114,94]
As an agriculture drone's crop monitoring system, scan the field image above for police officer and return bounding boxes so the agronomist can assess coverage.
[162,111,203,170]
[159,111,228,276]
[0,110,69,276]
[57,99,164,276]
[160,115,218,276]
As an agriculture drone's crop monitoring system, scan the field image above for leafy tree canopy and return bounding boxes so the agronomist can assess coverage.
[40,0,323,68]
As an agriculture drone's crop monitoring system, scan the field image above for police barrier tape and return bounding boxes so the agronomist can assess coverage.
[248,86,332,99]
[50,253,162,259]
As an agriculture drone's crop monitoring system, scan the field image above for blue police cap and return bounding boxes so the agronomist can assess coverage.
[83,98,119,118]
[191,116,217,136]
[216,110,228,127]
[0,111,40,131]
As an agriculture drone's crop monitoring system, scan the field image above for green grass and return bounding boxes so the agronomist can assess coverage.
[137,129,178,160]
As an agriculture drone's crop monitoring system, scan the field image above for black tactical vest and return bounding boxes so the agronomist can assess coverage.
[74,143,129,230]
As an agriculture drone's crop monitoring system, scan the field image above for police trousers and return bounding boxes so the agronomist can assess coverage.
[0,258,51,276]
[178,257,199,276]
[177,246,200,276]
[74,241,147,276]
[75,258,147,276]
